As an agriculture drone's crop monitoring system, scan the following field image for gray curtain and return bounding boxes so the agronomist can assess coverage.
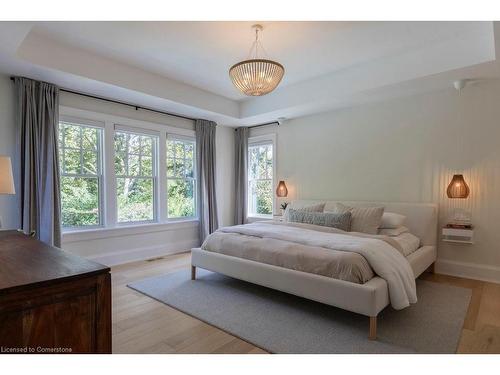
[234,127,248,225]
[15,77,61,247]
[195,119,219,242]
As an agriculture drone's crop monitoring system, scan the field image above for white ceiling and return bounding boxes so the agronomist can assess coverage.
[0,21,499,125]
[31,21,492,100]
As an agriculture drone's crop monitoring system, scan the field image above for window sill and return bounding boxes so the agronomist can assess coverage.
[62,219,199,243]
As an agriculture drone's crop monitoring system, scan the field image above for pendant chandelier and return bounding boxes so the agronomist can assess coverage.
[229,24,284,96]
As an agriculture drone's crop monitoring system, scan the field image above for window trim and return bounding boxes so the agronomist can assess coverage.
[247,133,277,219]
[166,134,198,220]
[59,106,199,235]
[59,117,105,230]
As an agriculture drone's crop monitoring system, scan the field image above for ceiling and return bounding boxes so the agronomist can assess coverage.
[0,21,499,126]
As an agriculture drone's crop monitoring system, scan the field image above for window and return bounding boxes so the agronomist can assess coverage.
[59,121,103,228]
[248,141,274,217]
[59,108,200,234]
[114,130,157,223]
[166,137,196,218]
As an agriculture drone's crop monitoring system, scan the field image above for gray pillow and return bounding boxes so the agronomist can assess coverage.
[283,203,325,221]
[288,209,351,231]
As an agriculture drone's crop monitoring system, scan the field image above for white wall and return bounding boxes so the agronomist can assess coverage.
[252,80,500,282]
[216,125,235,227]
[0,75,19,229]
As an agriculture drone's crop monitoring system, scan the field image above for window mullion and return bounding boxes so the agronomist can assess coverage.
[62,125,66,175]
[79,126,84,175]
[104,121,117,227]
[159,132,167,222]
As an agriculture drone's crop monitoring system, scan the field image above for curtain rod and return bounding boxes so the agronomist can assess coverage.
[10,76,280,128]
[237,121,280,131]
[10,76,196,122]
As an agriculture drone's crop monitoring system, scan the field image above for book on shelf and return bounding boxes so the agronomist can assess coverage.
[445,223,473,229]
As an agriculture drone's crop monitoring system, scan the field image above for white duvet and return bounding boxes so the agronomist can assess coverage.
[219,222,417,310]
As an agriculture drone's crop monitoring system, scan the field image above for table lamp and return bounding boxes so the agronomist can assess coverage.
[0,156,16,228]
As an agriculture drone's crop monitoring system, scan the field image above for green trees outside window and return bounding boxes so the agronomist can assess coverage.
[59,122,102,228]
[115,131,156,223]
[166,138,196,218]
[248,143,273,216]
[59,118,198,229]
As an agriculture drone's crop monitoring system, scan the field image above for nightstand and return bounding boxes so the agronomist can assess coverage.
[442,227,474,244]
[272,215,284,222]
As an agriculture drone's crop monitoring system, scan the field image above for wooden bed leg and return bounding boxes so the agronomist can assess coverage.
[191,265,196,280]
[369,316,377,340]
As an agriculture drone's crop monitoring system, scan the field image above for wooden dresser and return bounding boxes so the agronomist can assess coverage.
[0,231,111,354]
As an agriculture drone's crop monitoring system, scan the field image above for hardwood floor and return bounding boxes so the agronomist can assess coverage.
[112,252,500,354]
[420,273,500,353]
[112,252,267,354]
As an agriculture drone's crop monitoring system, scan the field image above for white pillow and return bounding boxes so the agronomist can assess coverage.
[379,226,409,236]
[327,203,384,234]
[380,212,406,229]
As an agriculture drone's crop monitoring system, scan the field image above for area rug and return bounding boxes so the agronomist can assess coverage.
[128,269,471,353]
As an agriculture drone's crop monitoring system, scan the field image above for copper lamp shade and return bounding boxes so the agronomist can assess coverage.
[276,181,288,197]
[446,174,470,198]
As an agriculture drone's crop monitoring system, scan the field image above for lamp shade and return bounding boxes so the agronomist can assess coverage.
[446,174,469,199]
[276,180,288,197]
[0,156,15,195]
[229,59,285,96]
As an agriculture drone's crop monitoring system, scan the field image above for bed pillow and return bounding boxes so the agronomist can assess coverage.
[380,212,406,229]
[288,209,351,231]
[327,203,384,234]
[283,203,325,221]
[378,226,409,236]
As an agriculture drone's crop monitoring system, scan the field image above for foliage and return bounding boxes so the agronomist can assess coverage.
[168,179,195,218]
[59,123,101,227]
[59,123,197,228]
[167,139,196,218]
[248,144,273,215]
[115,132,155,222]
[61,176,99,227]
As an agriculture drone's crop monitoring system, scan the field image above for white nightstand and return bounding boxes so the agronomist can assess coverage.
[442,227,474,244]
[272,215,284,222]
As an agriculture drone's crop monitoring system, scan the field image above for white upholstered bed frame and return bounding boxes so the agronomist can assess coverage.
[191,200,438,340]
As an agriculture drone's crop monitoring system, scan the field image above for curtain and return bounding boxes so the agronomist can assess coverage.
[15,77,61,247]
[195,119,219,242]
[234,127,248,225]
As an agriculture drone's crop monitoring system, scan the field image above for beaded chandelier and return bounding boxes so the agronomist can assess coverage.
[229,25,284,96]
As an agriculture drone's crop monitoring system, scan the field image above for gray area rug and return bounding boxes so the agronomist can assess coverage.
[128,269,471,353]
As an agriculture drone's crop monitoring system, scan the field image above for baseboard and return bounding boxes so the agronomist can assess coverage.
[86,239,200,267]
[436,259,500,284]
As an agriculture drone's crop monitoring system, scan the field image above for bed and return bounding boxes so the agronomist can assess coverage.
[191,200,438,340]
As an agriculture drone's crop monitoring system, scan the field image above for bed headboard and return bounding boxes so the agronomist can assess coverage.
[287,200,438,246]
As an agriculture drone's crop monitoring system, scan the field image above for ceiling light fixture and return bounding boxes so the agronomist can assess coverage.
[229,24,285,96]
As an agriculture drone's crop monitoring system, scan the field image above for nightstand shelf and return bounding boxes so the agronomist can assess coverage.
[442,227,474,244]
